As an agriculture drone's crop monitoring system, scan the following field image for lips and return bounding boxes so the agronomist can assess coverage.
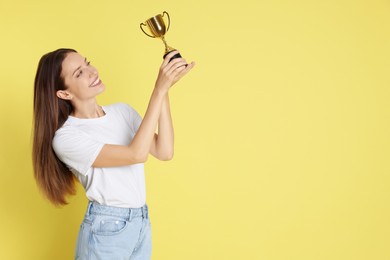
[90,77,101,87]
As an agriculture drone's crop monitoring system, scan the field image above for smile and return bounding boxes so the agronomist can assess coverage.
[90,77,101,87]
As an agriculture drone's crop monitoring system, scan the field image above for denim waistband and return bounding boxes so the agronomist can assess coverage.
[86,201,148,221]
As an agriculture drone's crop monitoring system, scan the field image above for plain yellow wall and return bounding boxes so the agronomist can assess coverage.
[1,0,389,259]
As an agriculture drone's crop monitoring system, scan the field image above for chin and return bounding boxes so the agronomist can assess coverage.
[97,84,106,93]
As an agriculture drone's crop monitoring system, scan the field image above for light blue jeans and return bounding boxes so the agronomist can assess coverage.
[75,202,152,260]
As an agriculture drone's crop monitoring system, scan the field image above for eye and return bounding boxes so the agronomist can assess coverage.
[75,60,91,78]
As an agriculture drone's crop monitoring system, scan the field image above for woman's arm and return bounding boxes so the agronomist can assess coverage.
[92,51,195,167]
[150,94,174,160]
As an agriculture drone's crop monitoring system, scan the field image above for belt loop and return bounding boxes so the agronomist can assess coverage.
[86,201,93,215]
[143,205,148,219]
[128,208,133,221]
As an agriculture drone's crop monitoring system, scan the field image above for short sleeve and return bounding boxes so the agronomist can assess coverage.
[52,128,104,176]
[123,103,142,133]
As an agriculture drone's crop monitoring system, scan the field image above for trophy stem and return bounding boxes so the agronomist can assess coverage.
[161,36,175,54]
[161,36,182,62]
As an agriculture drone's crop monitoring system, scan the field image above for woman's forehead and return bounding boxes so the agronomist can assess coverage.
[62,52,85,76]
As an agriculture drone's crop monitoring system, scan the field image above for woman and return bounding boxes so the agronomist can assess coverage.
[32,48,194,259]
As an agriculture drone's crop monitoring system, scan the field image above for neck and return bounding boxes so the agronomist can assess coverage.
[71,100,105,119]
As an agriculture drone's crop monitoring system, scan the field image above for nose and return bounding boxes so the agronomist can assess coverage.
[88,67,98,78]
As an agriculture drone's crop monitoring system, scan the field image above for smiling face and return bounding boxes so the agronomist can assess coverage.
[57,52,105,102]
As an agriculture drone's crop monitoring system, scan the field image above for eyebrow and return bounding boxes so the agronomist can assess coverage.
[72,58,87,76]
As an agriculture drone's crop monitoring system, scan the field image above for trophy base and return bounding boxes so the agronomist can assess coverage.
[163,50,182,62]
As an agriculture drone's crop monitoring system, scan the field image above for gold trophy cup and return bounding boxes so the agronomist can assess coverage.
[140,11,182,61]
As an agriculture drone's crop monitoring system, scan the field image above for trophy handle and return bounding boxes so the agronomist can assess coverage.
[140,23,155,38]
[162,11,170,32]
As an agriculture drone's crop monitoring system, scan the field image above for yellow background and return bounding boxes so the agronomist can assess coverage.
[0,0,389,259]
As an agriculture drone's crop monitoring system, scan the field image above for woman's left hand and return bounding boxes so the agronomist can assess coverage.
[154,51,195,92]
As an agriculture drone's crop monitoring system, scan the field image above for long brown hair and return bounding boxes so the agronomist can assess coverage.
[33,48,77,206]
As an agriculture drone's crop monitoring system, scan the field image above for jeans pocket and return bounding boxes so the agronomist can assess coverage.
[92,216,128,236]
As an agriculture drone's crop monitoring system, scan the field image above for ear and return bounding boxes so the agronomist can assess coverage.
[56,90,73,100]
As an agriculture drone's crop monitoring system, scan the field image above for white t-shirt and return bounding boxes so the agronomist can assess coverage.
[52,103,146,208]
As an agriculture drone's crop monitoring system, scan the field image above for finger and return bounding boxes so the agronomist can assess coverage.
[165,58,186,70]
[173,61,195,80]
[173,60,191,73]
[162,50,180,66]
[161,59,186,75]
[180,61,195,74]
[165,59,188,74]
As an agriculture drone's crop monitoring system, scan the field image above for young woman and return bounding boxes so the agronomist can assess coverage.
[32,48,194,259]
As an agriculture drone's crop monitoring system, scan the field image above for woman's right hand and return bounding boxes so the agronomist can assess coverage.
[154,50,195,92]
